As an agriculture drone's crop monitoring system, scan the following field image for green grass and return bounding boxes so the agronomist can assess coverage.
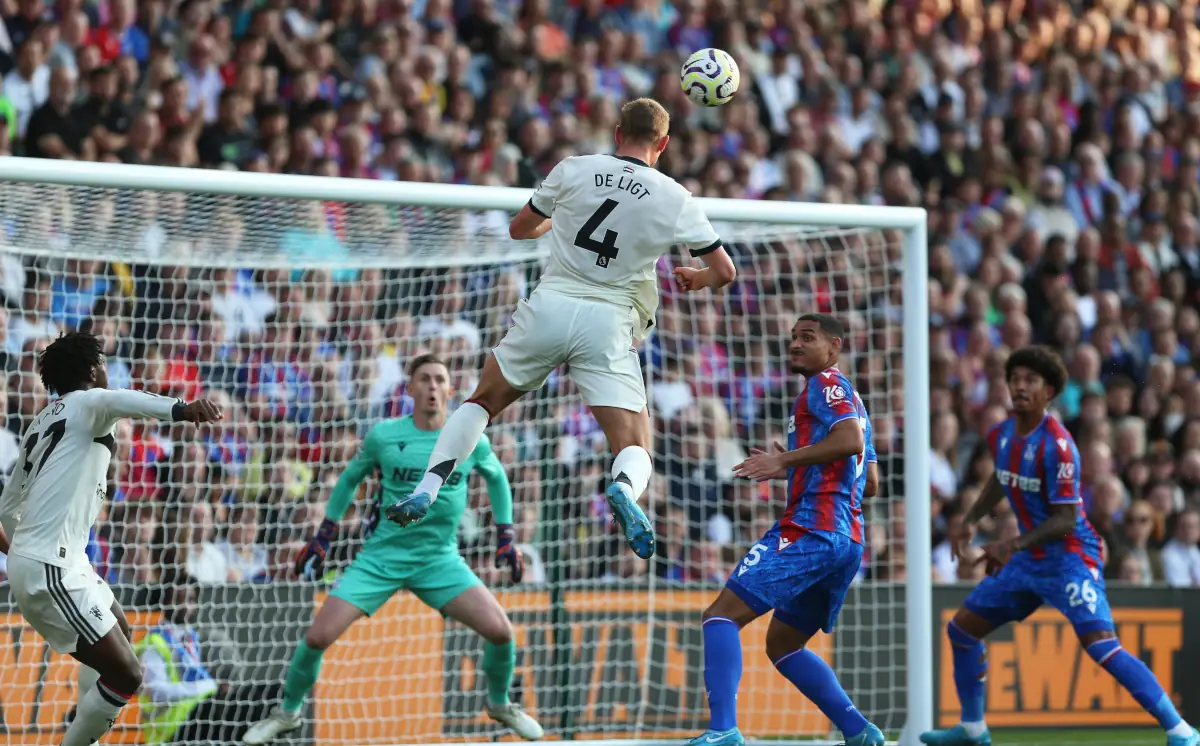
[987,729,1161,745]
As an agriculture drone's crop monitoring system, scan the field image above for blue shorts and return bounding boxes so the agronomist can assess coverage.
[964,552,1114,635]
[726,528,862,635]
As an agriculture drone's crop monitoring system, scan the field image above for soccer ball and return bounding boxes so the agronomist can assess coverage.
[680,48,741,107]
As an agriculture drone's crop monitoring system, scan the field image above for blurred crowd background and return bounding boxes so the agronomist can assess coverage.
[0,0,1197,593]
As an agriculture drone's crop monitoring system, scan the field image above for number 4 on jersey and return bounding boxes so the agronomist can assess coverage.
[575,199,621,268]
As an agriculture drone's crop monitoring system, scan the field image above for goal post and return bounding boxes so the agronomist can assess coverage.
[0,157,930,746]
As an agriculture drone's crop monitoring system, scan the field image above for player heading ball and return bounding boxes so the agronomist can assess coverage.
[385,98,737,561]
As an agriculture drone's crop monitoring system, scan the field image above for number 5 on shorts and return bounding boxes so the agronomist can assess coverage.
[737,543,768,577]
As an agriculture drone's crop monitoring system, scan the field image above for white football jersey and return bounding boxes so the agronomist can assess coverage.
[529,154,721,339]
[0,388,181,566]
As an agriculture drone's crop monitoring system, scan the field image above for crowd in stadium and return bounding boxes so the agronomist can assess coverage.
[0,0,1198,592]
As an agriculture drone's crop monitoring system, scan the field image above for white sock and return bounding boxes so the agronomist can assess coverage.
[960,721,988,738]
[611,446,653,500]
[415,402,491,502]
[77,664,100,704]
[61,679,131,746]
[1167,722,1193,737]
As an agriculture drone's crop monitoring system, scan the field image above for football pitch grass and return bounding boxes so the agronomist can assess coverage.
[868,729,1162,745]
[984,729,1160,745]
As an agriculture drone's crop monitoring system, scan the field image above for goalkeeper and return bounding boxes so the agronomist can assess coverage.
[243,354,543,744]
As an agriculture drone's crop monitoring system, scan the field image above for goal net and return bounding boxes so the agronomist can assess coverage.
[0,160,929,746]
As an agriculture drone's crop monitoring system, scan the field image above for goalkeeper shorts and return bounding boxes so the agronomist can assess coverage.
[492,290,647,412]
[330,550,483,615]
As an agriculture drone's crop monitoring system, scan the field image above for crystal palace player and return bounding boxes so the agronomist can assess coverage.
[690,314,885,746]
[922,346,1198,746]
[0,332,222,746]
[385,98,737,561]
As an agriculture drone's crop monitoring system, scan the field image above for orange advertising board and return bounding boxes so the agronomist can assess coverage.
[315,589,833,745]
[0,611,159,745]
[936,607,1183,727]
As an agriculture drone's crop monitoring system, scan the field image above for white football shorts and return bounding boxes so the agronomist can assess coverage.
[6,554,117,654]
[492,290,647,412]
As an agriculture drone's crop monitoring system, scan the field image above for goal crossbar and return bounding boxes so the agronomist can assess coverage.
[0,157,932,746]
[0,157,926,229]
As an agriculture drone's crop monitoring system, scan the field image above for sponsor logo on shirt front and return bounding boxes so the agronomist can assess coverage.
[996,468,1041,492]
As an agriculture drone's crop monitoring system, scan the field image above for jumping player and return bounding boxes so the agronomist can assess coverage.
[243,354,541,744]
[921,346,1198,746]
[0,331,222,746]
[385,98,737,561]
[689,314,885,746]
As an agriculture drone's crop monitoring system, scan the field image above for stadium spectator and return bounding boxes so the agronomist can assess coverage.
[1162,508,1200,587]
[0,0,1195,599]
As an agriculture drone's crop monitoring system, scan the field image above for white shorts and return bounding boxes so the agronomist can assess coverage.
[492,291,647,412]
[6,554,117,654]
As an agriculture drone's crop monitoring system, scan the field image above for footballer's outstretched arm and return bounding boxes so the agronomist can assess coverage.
[734,419,864,481]
[779,419,864,468]
[325,431,380,521]
[89,389,223,424]
[471,437,514,525]
[511,161,563,240]
[674,246,736,292]
[0,524,8,554]
[509,204,552,240]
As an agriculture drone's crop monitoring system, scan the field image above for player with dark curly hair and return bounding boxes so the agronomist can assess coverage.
[0,331,222,746]
[923,346,1198,746]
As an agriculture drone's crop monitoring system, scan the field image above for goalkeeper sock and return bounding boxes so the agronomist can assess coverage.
[611,446,652,500]
[947,620,987,725]
[1089,638,1187,733]
[702,616,742,731]
[774,648,868,738]
[282,642,324,713]
[61,677,132,746]
[414,401,491,500]
[482,640,516,708]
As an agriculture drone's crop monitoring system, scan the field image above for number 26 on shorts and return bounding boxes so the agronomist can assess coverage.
[1066,579,1098,613]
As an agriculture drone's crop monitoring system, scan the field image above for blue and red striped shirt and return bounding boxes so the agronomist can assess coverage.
[781,367,870,546]
[988,414,1103,568]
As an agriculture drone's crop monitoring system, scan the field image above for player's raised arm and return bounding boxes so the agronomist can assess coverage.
[509,160,565,240]
[469,435,523,583]
[295,428,380,580]
[88,388,223,425]
[671,194,736,292]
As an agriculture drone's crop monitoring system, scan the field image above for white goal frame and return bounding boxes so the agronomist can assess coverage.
[0,156,931,746]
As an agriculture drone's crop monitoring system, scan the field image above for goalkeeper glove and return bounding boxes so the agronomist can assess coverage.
[494,524,524,583]
[296,518,339,581]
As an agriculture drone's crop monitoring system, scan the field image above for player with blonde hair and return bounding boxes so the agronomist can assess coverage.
[387,98,737,560]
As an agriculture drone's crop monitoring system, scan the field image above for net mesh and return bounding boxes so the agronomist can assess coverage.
[0,180,910,745]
